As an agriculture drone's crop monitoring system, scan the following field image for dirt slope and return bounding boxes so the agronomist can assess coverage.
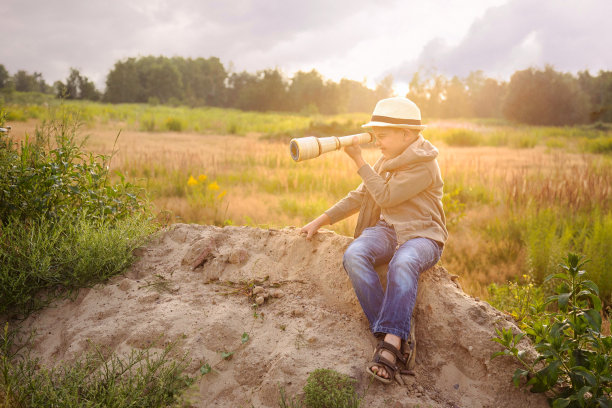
[21,224,547,407]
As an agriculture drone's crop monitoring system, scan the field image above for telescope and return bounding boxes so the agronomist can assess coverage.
[289,132,373,162]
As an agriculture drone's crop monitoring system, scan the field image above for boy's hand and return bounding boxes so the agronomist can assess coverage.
[300,214,331,240]
[344,136,366,168]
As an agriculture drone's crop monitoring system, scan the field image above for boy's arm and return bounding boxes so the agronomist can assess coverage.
[300,183,365,239]
[357,164,432,208]
[323,182,366,224]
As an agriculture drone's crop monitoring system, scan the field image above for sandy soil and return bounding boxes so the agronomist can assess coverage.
[19,224,547,407]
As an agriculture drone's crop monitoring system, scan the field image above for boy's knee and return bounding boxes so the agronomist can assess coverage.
[388,255,420,277]
[343,244,369,270]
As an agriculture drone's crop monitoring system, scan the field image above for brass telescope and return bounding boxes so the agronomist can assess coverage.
[289,132,373,162]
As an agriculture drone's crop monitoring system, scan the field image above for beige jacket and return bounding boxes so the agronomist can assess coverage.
[324,134,448,246]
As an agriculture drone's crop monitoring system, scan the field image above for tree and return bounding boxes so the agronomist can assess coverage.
[104,58,143,103]
[466,71,506,118]
[12,70,49,93]
[55,68,100,100]
[0,65,9,89]
[503,66,591,125]
[578,70,612,123]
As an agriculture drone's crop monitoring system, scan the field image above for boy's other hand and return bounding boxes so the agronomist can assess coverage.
[300,214,331,240]
[343,135,362,160]
[344,136,366,169]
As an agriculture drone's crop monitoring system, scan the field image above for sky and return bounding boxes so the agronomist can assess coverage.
[2,0,611,94]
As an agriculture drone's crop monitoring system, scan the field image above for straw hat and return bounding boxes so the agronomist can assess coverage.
[362,97,426,130]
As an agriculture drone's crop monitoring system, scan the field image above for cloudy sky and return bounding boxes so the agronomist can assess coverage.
[2,0,611,94]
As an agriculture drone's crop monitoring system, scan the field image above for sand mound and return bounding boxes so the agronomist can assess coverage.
[21,224,546,407]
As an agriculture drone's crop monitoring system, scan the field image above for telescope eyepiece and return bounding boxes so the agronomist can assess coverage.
[290,140,300,161]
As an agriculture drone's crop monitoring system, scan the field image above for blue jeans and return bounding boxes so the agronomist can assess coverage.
[342,219,443,340]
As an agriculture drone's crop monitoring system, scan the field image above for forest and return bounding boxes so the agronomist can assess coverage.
[1,56,611,125]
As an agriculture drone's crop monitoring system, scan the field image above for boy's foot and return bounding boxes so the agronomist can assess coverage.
[369,333,402,381]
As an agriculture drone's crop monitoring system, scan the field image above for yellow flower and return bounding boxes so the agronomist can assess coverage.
[207,181,220,191]
[198,174,207,182]
[217,190,227,200]
[187,175,198,186]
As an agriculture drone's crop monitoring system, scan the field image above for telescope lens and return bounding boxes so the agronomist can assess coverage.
[290,140,299,161]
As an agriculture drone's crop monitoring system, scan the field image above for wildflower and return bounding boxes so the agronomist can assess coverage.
[198,174,207,182]
[187,175,198,186]
[208,181,220,191]
[217,190,227,200]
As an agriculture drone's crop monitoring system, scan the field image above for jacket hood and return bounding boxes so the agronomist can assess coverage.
[380,134,439,173]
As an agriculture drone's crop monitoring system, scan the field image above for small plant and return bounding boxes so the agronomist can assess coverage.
[139,273,177,293]
[488,274,546,327]
[492,253,611,407]
[165,116,183,131]
[185,173,229,226]
[0,326,194,407]
[279,369,362,408]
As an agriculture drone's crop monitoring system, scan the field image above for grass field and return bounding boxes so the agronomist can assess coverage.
[6,101,612,303]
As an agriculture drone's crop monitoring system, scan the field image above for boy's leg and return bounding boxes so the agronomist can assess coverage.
[343,220,397,328]
[371,237,442,340]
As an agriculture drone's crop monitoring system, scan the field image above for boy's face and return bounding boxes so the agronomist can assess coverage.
[371,127,417,159]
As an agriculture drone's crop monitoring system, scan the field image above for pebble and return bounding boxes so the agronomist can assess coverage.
[255,296,265,305]
[118,279,132,291]
[270,289,284,298]
[228,248,248,264]
[253,286,264,295]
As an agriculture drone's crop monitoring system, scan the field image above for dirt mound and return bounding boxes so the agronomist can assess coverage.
[21,224,546,407]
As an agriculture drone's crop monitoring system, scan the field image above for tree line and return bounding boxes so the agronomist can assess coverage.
[1,57,611,125]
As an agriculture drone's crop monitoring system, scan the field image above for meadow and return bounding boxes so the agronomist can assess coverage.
[5,99,612,304]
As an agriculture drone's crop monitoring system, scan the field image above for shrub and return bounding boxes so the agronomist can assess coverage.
[444,129,482,147]
[165,116,183,131]
[0,110,145,224]
[0,214,154,317]
[492,253,611,407]
[279,369,361,408]
[0,105,154,317]
[0,326,193,408]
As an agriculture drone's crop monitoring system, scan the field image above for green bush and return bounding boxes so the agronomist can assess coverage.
[0,214,154,317]
[444,129,482,147]
[492,254,611,407]
[582,136,612,154]
[1,325,193,407]
[0,110,145,224]
[524,209,612,305]
[279,369,361,408]
[0,105,154,317]
[165,116,183,131]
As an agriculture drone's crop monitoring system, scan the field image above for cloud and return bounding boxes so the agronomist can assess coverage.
[0,0,394,87]
[391,0,612,81]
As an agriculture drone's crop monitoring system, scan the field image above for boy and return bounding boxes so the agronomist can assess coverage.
[300,96,447,384]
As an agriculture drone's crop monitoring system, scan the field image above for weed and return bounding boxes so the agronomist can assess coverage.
[279,369,361,408]
[165,116,183,131]
[139,273,178,293]
[0,326,194,407]
[492,253,611,407]
[295,328,307,350]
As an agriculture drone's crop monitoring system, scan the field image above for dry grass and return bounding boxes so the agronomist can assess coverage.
[9,119,611,300]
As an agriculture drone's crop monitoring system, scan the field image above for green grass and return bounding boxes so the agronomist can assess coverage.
[0,214,155,318]
[1,326,193,408]
[279,369,362,408]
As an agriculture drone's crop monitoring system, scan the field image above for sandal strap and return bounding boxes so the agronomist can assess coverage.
[370,353,398,378]
[376,340,407,366]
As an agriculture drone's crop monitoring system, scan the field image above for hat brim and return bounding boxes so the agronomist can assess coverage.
[361,121,426,130]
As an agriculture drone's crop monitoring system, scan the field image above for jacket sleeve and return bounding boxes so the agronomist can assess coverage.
[324,183,366,224]
[357,163,432,208]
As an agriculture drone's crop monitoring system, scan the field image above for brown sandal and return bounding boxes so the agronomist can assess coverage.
[366,340,407,384]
